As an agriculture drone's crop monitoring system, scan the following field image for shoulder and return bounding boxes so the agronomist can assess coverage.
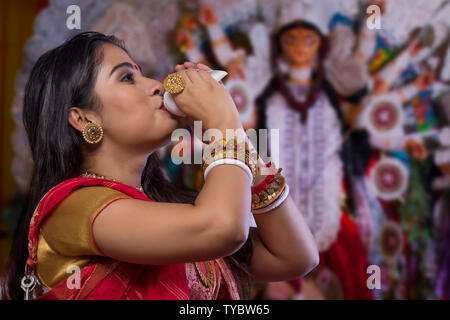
[45,186,131,227]
[40,186,132,256]
[57,185,131,208]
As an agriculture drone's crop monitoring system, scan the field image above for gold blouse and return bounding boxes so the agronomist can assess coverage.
[36,186,131,288]
[35,185,239,300]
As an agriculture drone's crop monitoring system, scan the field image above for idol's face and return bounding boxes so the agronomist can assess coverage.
[93,44,178,152]
[280,27,321,68]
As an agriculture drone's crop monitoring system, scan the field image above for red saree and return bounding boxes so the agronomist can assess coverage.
[319,213,373,300]
[26,177,192,300]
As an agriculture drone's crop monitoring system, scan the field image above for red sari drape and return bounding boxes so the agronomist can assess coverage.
[26,177,190,300]
[319,213,373,300]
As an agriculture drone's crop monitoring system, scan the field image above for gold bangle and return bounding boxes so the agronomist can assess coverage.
[202,150,256,180]
[251,169,286,210]
[206,138,250,160]
[202,138,257,183]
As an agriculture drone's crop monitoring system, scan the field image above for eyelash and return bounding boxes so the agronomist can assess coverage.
[121,73,135,83]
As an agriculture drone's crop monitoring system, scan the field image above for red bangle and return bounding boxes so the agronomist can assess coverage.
[251,162,275,194]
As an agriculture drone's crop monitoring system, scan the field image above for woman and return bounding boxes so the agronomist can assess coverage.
[1,32,318,300]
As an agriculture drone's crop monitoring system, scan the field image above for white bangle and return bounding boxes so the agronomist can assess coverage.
[204,158,253,182]
[252,184,290,215]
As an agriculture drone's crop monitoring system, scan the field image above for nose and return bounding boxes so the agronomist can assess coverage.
[146,79,164,96]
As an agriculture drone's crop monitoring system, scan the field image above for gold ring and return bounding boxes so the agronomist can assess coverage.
[164,74,185,94]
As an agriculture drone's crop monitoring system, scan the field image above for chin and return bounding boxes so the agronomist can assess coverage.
[147,115,180,149]
[166,116,180,131]
[161,120,179,140]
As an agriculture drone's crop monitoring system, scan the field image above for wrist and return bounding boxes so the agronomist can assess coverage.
[215,122,244,137]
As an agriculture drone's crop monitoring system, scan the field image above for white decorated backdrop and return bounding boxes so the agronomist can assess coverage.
[10,0,450,194]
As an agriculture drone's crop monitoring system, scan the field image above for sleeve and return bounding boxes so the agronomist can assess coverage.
[40,186,131,257]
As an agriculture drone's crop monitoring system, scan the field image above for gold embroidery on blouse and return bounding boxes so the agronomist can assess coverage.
[194,261,214,288]
[36,186,130,288]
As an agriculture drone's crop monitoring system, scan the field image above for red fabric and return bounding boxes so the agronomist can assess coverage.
[288,278,302,293]
[27,177,190,300]
[365,154,380,178]
[319,213,373,300]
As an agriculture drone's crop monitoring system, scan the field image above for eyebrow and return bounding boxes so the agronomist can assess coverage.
[109,62,135,78]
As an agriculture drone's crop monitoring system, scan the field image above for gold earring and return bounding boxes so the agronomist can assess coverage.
[82,121,103,144]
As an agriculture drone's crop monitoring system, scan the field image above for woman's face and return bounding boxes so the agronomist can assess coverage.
[92,44,178,152]
[280,27,321,68]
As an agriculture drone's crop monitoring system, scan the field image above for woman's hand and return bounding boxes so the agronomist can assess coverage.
[171,62,242,135]
[175,61,210,72]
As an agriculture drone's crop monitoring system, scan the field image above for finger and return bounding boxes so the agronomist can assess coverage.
[185,68,202,84]
[175,64,185,72]
[177,70,193,86]
[197,69,212,82]
[196,63,213,71]
[184,61,196,69]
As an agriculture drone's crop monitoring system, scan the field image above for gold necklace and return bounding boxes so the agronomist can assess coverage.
[194,261,214,288]
[80,170,144,193]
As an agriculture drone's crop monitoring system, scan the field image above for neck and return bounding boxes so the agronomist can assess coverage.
[82,143,150,188]
[288,66,312,84]
[278,59,313,84]
[289,61,313,70]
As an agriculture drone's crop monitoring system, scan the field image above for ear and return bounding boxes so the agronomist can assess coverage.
[68,107,99,133]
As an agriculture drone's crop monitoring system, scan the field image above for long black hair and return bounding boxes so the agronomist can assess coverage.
[2,31,252,300]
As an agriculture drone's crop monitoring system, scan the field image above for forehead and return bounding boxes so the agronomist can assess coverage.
[282,27,318,38]
[99,43,134,70]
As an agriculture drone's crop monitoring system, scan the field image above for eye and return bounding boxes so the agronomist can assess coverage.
[283,37,297,46]
[120,73,135,83]
[303,35,316,46]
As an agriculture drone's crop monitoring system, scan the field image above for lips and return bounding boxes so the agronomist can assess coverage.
[159,102,168,112]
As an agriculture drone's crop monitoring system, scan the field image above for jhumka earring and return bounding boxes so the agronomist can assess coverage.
[82,121,103,144]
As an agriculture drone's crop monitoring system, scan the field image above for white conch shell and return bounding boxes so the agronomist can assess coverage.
[163,70,228,117]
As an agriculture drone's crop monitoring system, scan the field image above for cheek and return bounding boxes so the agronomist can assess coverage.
[281,46,296,60]
[302,46,317,60]
[100,92,152,133]
[97,87,176,143]
[102,90,155,126]
[104,86,147,114]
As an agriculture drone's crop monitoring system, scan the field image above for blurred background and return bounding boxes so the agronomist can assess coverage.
[1,0,450,300]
